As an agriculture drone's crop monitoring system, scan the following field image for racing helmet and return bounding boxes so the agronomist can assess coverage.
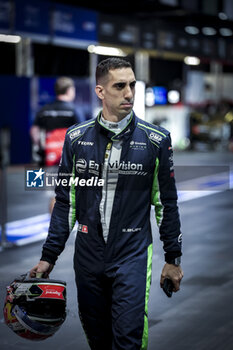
[3,273,66,341]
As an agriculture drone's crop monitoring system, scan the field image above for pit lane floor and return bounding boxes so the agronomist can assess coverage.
[0,151,233,349]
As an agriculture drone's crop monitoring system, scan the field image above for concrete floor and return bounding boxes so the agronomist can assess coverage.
[0,150,233,349]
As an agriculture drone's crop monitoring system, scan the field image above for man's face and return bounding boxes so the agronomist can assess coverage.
[67,86,76,101]
[96,68,136,120]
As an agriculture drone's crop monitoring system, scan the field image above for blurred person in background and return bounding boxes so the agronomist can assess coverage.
[30,58,183,349]
[30,76,80,167]
[30,76,81,212]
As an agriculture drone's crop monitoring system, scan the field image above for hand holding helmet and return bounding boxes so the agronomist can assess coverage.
[30,260,54,279]
[3,273,66,341]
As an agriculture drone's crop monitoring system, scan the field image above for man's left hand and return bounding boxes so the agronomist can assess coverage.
[160,263,184,292]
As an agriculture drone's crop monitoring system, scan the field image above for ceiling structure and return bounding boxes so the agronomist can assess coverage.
[51,0,233,34]
[45,1,233,71]
[2,0,233,76]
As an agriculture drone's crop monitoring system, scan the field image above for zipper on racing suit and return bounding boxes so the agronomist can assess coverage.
[99,142,113,243]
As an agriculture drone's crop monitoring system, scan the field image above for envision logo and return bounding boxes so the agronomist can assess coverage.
[76,159,87,173]
[75,159,144,173]
[109,160,143,171]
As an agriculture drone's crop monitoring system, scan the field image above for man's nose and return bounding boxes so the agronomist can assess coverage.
[124,85,134,100]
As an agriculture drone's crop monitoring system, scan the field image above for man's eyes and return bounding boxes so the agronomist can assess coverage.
[115,83,126,89]
[115,82,136,89]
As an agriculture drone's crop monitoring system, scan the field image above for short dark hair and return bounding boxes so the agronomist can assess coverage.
[54,77,75,96]
[96,58,132,84]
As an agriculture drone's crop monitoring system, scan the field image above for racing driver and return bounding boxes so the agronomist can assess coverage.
[30,57,183,350]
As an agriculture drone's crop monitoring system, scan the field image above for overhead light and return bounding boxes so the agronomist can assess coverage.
[184,56,200,65]
[218,12,228,20]
[202,27,217,36]
[0,34,21,43]
[219,28,233,37]
[168,90,180,104]
[87,45,127,57]
[184,26,199,35]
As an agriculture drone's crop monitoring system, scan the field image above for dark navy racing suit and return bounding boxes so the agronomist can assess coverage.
[41,111,182,350]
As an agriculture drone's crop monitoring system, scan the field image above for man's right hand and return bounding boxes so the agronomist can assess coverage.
[160,263,183,292]
[29,260,54,279]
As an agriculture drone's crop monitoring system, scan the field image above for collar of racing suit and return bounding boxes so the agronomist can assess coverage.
[99,113,131,134]
[96,110,137,141]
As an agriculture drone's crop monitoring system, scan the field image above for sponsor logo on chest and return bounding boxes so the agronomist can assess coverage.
[130,140,147,150]
[77,140,94,146]
[76,159,147,176]
[149,132,162,143]
[69,129,81,140]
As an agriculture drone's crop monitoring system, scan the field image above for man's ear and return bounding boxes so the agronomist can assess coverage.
[95,85,104,100]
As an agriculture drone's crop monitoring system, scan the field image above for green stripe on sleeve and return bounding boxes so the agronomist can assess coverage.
[141,244,153,350]
[151,158,163,226]
[68,155,76,232]
[137,122,166,137]
[67,120,95,134]
[137,125,159,148]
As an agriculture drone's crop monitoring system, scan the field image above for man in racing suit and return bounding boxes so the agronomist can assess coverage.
[30,58,183,350]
